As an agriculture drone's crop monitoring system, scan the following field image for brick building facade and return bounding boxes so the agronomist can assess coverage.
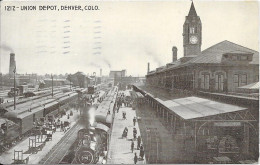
[146,3,259,94]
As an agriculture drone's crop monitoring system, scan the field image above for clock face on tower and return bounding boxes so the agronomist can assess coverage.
[190,36,198,44]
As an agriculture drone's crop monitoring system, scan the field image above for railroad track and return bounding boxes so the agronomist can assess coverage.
[39,122,82,164]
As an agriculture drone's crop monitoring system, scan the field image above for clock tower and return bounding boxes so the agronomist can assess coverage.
[183,2,202,56]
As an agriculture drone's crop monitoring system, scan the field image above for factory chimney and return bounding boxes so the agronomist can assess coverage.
[147,62,150,74]
[9,53,16,77]
[100,69,102,77]
[172,46,178,62]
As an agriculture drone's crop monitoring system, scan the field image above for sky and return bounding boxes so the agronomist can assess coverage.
[0,0,259,77]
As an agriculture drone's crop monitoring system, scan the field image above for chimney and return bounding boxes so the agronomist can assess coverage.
[147,62,150,74]
[172,46,178,62]
[100,68,102,77]
[9,53,16,76]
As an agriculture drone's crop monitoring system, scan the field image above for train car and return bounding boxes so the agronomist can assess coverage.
[1,91,79,151]
[8,85,29,97]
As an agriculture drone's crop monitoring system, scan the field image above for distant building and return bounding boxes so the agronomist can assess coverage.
[109,70,126,79]
[69,72,94,88]
[114,76,144,90]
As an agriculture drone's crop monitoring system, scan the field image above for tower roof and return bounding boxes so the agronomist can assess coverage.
[188,2,197,17]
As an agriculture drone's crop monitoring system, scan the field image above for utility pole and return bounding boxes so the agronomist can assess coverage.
[13,66,16,110]
[51,74,53,97]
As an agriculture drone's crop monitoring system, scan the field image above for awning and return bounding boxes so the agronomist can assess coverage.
[136,92,144,98]
[238,82,259,90]
[168,96,247,120]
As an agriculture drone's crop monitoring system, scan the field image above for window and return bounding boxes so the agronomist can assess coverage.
[215,74,224,91]
[241,74,247,86]
[232,55,238,60]
[233,74,239,88]
[240,56,248,60]
[190,27,195,34]
[201,73,210,90]
[233,74,247,87]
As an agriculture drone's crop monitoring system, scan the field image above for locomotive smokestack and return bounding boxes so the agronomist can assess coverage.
[147,62,150,74]
[172,46,177,62]
[9,53,16,77]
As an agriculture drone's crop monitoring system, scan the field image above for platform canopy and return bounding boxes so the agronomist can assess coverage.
[238,82,259,93]
[156,96,248,120]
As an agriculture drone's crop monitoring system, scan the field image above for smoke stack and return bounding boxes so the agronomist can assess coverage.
[172,46,177,62]
[100,69,102,77]
[9,53,16,76]
[147,62,150,74]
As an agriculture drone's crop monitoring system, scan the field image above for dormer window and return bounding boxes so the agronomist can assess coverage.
[231,55,238,60]
[240,56,248,60]
[223,52,253,62]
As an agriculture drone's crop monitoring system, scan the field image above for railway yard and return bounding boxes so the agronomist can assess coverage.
[0,84,119,164]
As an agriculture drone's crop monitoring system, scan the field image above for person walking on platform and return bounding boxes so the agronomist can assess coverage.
[137,136,141,149]
[133,117,136,126]
[139,145,144,160]
[61,121,64,131]
[134,152,138,164]
[123,112,126,120]
[131,140,134,153]
[133,127,137,140]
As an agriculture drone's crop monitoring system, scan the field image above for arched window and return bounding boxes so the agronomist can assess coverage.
[233,74,247,87]
[201,73,210,90]
[190,27,195,34]
[215,73,224,91]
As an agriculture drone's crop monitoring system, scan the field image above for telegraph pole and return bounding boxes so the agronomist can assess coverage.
[13,66,16,110]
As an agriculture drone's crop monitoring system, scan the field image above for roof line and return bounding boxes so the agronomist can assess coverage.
[202,40,258,53]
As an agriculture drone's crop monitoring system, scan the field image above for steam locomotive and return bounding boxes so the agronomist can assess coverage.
[73,128,106,164]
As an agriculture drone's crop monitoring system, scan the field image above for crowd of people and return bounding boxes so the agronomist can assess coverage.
[115,90,145,164]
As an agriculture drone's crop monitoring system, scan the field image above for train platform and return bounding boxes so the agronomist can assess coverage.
[107,105,146,164]
[0,108,80,164]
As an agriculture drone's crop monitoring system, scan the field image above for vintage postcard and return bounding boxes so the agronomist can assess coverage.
[0,0,259,164]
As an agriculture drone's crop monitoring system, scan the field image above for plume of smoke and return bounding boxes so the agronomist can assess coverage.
[89,62,101,68]
[145,49,162,66]
[0,44,14,53]
[102,59,111,69]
